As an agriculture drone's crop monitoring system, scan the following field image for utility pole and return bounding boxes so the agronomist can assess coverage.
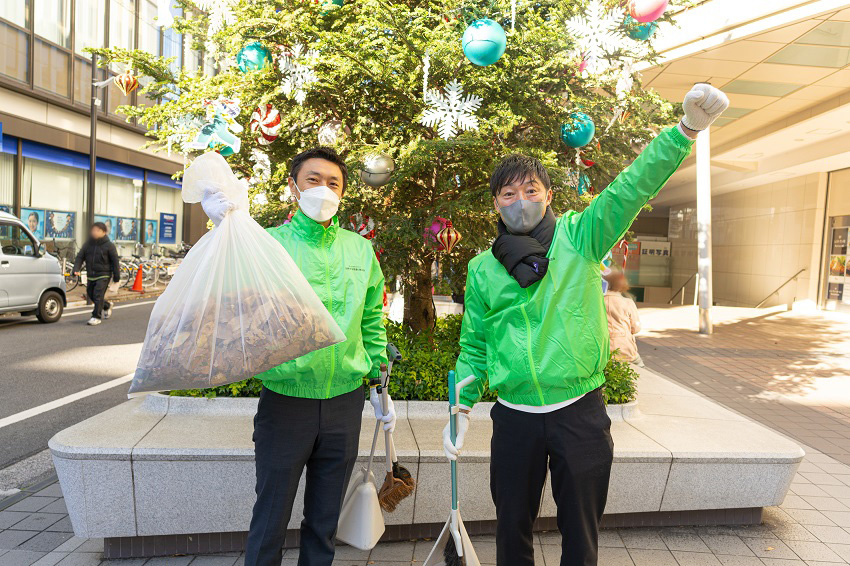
[696,126,713,335]
[87,53,98,228]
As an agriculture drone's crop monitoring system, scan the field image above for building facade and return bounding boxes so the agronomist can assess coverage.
[0,0,207,256]
[626,1,850,314]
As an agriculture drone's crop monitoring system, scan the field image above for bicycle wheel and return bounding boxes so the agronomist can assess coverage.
[64,273,79,292]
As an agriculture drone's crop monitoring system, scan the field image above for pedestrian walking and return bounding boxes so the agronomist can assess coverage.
[200,147,396,566]
[444,84,729,566]
[73,222,120,326]
[603,269,643,366]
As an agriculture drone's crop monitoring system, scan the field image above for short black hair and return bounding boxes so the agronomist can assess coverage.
[92,222,108,233]
[289,146,348,193]
[490,154,552,197]
[28,211,39,221]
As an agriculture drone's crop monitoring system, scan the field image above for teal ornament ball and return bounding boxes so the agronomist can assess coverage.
[462,19,507,66]
[560,112,595,148]
[624,15,658,40]
[236,41,271,72]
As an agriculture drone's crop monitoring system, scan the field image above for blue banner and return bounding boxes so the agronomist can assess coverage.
[159,213,177,244]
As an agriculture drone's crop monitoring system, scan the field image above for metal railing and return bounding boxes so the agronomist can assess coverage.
[668,272,698,305]
[755,268,806,309]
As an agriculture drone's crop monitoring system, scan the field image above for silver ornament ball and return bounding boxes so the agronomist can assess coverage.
[360,154,395,187]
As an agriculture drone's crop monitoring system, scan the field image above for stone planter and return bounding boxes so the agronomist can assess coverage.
[50,367,804,558]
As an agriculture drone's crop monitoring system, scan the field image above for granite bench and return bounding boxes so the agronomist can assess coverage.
[49,367,804,559]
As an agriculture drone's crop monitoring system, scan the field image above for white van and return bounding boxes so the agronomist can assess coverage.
[0,211,67,323]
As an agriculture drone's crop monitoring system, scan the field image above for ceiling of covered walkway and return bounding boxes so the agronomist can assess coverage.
[637,0,850,205]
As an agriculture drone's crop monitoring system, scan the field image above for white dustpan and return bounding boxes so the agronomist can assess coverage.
[423,508,481,566]
[423,372,481,566]
[336,365,388,550]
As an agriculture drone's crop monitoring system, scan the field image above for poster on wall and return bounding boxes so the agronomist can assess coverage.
[144,220,158,244]
[159,213,177,244]
[45,210,76,240]
[21,208,45,240]
[94,215,117,240]
[828,282,844,302]
[832,228,848,255]
[116,217,137,242]
[829,255,846,278]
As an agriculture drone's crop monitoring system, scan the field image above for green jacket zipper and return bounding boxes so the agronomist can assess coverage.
[520,289,545,405]
[322,229,335,398]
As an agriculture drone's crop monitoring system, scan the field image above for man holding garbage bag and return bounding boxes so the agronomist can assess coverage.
[201,146,395,566]
[443,84,729,566]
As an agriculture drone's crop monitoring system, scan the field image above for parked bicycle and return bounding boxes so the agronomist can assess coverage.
[46,238,80,292]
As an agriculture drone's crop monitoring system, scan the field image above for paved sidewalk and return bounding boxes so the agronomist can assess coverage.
[2,304,850,565]
[1,448,850,565]
[637,305,850,465]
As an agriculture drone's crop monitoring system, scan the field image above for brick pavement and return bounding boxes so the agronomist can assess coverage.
[636,305,850,465]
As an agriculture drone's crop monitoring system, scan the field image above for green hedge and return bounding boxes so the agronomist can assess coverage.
[171,314,638,404]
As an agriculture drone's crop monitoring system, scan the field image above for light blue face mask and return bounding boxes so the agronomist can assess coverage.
[498,199,546,234]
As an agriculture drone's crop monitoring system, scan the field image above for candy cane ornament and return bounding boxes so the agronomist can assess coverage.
[249,103,282,145]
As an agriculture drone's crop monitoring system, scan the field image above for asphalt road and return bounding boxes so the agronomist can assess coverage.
[0,297,156,473]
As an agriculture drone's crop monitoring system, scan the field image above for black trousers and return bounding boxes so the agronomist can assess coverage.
[244,386,363,566]
[86,278,111,319]
[490,387,614,566]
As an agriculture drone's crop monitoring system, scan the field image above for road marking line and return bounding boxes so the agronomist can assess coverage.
[0,373,134,430]
[63,300,158,317]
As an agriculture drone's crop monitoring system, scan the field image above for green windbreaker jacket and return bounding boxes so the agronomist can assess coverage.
[257,210,388,399]
[456,126,694,407]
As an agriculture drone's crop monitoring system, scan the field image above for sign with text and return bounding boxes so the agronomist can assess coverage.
[159,213,177,244]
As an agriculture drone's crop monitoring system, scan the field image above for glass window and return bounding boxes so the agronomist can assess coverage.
[146,183,183,249]
[95,173,142,252]
[185,35,202,75]
[73,57,106,107]
[1,225,37,256]
[109,0,136,51]
[0,20,29,82]
[74,0,105,56]
[0,153,14,207]
[34,38,71,96]
[0,0,29,28]
[34,0,71,48]
[162,8,183,76]
[22,158,88,250]
[139,0,161,57]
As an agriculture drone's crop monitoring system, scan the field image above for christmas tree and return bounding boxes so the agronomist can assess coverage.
[95,0,678,331]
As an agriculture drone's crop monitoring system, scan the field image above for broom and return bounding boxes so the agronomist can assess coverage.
[377,368,416,511]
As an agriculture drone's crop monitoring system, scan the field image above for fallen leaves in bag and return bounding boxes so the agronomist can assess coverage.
[132,288,336,392]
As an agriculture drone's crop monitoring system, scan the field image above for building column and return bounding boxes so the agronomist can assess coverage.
[696,127,713,334]
[13,138,22,217]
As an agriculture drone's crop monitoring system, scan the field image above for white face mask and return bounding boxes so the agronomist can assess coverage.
[296,184,340,223]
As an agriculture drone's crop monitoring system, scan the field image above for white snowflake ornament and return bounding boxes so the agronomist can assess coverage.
[279,44,319,104]
[420,79,482,140]
[192,0,237,34]
[250,148,272,185]
[565,0,622,74]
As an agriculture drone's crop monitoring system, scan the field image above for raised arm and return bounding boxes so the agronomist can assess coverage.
[566,84,728,263]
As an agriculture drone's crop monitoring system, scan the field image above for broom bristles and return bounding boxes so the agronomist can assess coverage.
[378,472,414,512]
[444,533,464,566]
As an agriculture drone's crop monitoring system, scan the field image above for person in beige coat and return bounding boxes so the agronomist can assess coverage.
[603,270,643,365]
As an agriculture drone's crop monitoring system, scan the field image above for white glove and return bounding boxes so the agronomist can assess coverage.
[200,185,236,227]
[681,83,729,132]
[370,387,397,433]
[442,412,471,461]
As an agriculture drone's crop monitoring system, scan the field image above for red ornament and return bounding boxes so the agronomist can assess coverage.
[114,70,139,96]
[436,220,462,253]
[249,103,282,145]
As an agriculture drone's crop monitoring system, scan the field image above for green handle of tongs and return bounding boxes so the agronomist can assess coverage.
[448,370,459,511]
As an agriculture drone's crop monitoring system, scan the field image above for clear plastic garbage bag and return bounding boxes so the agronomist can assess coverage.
[128,152,345,395]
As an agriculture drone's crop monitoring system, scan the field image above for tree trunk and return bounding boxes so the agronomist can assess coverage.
[404,260,436,332]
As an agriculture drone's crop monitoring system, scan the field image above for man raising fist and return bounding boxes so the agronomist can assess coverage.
[445,84,729,566]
